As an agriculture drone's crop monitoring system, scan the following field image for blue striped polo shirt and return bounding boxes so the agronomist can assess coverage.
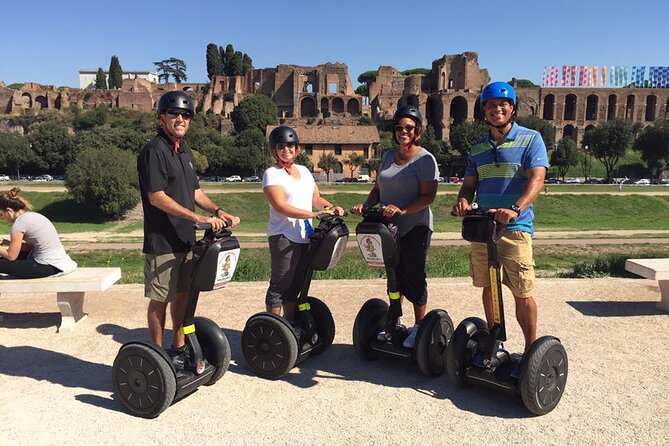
[464,122,549,234]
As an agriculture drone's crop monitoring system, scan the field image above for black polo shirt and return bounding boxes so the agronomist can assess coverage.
[137,129,200,254]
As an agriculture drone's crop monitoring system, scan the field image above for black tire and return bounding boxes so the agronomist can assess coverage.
[112,343,176,418]
[194,316,231,386]
[241,313,299,380]
[352,298,388,361]
[304,296,335,356]
[519,336,568,415]
[415,309,454,377]
[445,317,489,387]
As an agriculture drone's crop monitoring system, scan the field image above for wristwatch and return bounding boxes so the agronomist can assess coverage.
[510,204,521,215]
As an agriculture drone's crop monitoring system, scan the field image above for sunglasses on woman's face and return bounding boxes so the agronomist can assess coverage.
[276,143,296,150]
[394,125,416,133]
[165,109,194,120]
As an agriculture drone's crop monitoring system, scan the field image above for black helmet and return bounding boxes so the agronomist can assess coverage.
[393,105,423,127]
[157,91,194,114]
[269,126,299,147]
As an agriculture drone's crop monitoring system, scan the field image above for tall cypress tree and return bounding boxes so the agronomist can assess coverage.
[206,43,222,80]
[95,68,107,89]
[108,55,123,89]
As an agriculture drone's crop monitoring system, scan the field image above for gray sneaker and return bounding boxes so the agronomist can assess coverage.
[402,324,419,348]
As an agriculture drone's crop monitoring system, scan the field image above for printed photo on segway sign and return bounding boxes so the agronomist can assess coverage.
[356,234,385,267]
[213,248,240,289]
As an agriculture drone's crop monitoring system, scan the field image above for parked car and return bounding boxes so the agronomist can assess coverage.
[357,175,370,183]
[0,174,9,181]
[334,177,356,183]
[224,175,242,182]
[651,179,669,185]
[544,177,563,184]
[633,179,651,185]
[243,176,260,183]
[565,177,581,184]
[585,178,603,184]
[34,174,53,182]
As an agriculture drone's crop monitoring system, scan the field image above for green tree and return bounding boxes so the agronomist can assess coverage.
[0,132,33,179]
[550,138,579,181]
[515,116,556,150]
[343,153,366,179]
[633,121,669,178]
[108,55,123,89]
[367,157,381,178]
[206,43,222,80]
[355,84,369,97]
[191,149,208,173]
[154,60,171,83]
[357,71,378,85]
[421,125,451,173]
[401,68,430,76]
[153,58,188,83]
[449,121,488,157]
[73,105,109,130]
[29,120,73,172]
[66,146,139,218]
[509,78,539,88]
[582,119,634,182]
[242,53,254,74]
[222,44,234,74]
[230,94,278,134]
[95,68,107,89]
[295,152,313,171]
[317,153,339,182]
[234,128,267,174]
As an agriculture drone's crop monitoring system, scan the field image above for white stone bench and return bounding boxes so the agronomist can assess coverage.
[0,267,122,332]
[625,258,669,312]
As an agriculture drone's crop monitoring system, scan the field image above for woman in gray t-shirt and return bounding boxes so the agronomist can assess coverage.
[351,105,439,348]
[0,188,77,278]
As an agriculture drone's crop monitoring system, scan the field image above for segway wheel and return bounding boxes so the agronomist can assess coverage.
[194,316,231,386]
[304,296,335,356]
[415,309,454,377]
[446,317,489,387]
[112,343,176,418]
[519,336,568,415]
[242,313,299,380]
[352,298,388,361]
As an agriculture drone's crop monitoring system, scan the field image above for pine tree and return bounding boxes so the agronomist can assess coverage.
[206,43,222,80]
[95,68,107,89]
[108,55,123,89]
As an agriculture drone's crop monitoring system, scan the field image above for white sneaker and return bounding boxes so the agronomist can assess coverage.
[402,324,419,348]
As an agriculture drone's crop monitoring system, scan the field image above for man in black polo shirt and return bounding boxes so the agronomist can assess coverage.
[137,91,240,354]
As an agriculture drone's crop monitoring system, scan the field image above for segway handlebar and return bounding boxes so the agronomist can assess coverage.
[193,221,231,230]
[356,204,386,218]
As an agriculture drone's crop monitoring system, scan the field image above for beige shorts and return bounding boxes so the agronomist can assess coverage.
[144,252,194,303]
[469,231,535,298]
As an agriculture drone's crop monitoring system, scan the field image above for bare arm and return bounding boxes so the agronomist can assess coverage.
[311,184,345,216]
[351,183,381,215]
[395,179,438,216]
[0,231,26,261]
[148,190,226,231]
[452,175,478,216]
[194,188,240,227]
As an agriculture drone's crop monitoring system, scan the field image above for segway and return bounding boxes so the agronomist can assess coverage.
[112,222,239,418]
[241,213,348,380]
[352,206,454,377]
[446,205,568,415]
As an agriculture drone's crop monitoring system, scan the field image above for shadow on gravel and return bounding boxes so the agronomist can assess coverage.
[567,300,665,316]
[0,311,61,330]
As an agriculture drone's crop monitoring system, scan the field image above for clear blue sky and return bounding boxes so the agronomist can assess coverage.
[1,0,667,88]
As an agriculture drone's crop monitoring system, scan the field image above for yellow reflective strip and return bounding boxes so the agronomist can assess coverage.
[298,303,311,311]
[183,324,196,335]
[389,291,401,300]
[489,266,501,325]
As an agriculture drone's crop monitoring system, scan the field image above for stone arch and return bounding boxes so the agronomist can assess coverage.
[543,94,555,120]
[474,98,484,121]
[321,98,330,118]
[563,124,577,141]
[586,94,598,120]
[625,95,635,120]
[300,96,317,117]
[334,161,343,174]
[347,98,360,116]
[441,72,446,90]
[564,94,577,120]
[332,97,344,114]
[585,124,596,134]
[426,96,443,139]
[449,96,468,126]
[21,92,32,108]
[607,94,617,120]
[645,95,657,121]
[54,94,62,110]
[35,95,48,110]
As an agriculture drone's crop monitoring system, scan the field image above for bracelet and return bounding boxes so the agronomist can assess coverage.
[214,207,224,215]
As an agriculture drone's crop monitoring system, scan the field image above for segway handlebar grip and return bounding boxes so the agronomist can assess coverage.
[193,221,230,230]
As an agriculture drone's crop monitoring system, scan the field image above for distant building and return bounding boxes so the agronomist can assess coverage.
[266,124,380,180]
[78,70,159,89]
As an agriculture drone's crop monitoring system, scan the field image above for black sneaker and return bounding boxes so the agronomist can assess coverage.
[166,345,189,370]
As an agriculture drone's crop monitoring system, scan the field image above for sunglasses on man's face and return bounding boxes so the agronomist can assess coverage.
[394,125,416,133]
[165,109,194,120]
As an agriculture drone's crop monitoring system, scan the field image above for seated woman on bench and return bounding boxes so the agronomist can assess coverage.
[0,187,77,278]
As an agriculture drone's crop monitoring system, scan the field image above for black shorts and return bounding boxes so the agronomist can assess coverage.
[389,225,431,306]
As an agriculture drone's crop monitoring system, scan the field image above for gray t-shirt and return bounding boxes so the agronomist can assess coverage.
[12,212,77,274]
[377,148,439,237]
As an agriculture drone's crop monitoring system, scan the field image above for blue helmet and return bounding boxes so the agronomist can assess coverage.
[480,81,517,109]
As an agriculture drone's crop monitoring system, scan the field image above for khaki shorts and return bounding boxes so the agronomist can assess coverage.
[469,231,535,298]
[144,252,194,303]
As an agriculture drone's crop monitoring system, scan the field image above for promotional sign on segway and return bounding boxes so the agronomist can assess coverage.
[213,248,240,289]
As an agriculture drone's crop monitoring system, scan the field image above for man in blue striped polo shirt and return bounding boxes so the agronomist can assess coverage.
[451,81,549,355]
